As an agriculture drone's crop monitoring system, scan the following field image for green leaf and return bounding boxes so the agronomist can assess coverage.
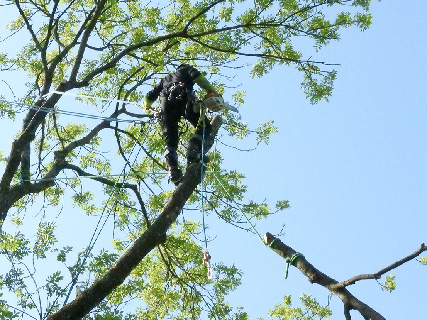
[381,273,396,293]
[34,221,58,259]
[276,200,290,211]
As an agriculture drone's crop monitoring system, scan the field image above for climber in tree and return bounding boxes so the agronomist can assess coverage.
[141,64,218,185]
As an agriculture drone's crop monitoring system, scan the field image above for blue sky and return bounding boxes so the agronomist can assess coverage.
[1,1,426,319]
[209,1,427,319]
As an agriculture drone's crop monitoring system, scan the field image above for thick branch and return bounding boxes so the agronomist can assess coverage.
[0,103,113,228]
[46,116,222,320]
[263,232,386,320]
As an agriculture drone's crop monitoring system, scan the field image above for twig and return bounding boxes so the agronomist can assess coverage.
[333,243,427,289]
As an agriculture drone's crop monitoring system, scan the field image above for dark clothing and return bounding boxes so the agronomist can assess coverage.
[147,65,211,149]
[146,65,202,102]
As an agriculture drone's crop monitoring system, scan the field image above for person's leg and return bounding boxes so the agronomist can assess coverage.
[160,98,183,184]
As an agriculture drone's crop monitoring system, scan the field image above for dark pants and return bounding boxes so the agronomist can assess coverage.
[160,86,211,150]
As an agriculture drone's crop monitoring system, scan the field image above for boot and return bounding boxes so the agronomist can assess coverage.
[164,147,182,185]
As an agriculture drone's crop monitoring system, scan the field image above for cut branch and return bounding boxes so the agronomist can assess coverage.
[263,232,386,320]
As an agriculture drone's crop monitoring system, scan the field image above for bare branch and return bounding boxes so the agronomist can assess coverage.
[334,243,427,288]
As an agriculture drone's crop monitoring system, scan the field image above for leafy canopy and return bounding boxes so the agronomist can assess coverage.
[0,0,376,319]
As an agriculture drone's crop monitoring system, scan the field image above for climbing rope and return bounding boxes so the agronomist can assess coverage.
[210,171,264,241]
[19,172,168,183]
[5,92,294,281]
[0,98,144,123]
[285,252,304,279]
[198,104,213,279]
[63,139,142,304]
[199,108,208,249]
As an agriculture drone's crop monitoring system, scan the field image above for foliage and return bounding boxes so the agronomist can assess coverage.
[0,0,377,319]
[380,273,396,293]
[268,294,332,320]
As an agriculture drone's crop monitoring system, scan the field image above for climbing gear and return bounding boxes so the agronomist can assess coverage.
[203,251,213,280]
[166,82,188,101]
[164,147,182,185]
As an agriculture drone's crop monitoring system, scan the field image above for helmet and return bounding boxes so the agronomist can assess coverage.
[202,96,225,112]
[177,63,191,70]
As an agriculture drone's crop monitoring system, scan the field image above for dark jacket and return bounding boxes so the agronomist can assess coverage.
[146,65,201,102]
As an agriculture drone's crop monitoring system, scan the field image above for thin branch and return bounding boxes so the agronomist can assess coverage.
[334,243,427,289]
[189,36,339,66]
[61,162,150,226]
[107,125,166,171]
[69,0,107,82]
[184,0,226,32]
[14,0,47,72]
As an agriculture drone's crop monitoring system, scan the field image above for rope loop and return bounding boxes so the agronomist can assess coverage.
[285,252,304,279]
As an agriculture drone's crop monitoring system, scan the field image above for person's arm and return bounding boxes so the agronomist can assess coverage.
[194,74,217,96]
[142,80,163,113]
[141,95,155,111]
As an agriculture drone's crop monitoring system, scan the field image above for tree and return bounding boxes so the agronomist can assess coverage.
[0,0,424,319]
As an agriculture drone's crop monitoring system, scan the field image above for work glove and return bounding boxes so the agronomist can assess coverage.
[204,91,218,99]
[142,96,160,118]
[141,96,154,110]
